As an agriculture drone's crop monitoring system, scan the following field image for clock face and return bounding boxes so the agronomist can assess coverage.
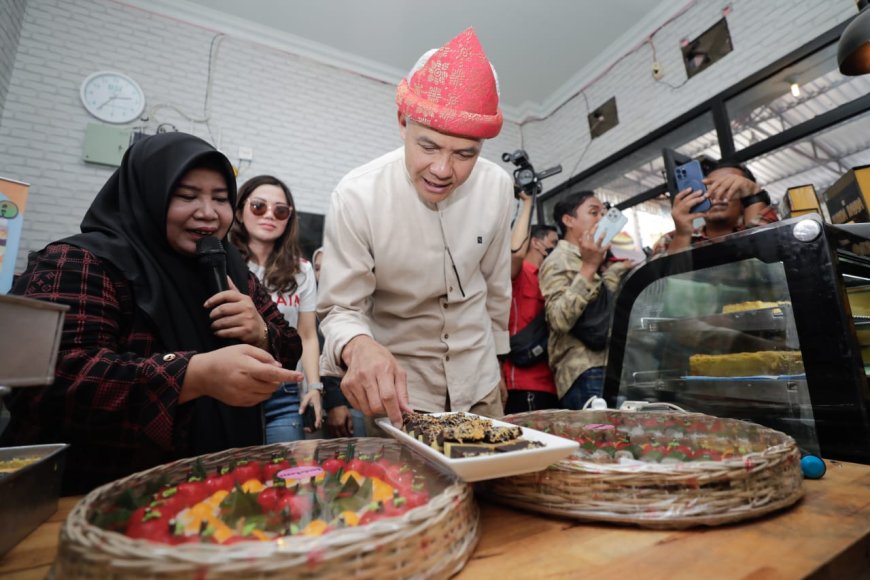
[80,71,145,124]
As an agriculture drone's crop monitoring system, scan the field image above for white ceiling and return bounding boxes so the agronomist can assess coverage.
[136,0,682,121]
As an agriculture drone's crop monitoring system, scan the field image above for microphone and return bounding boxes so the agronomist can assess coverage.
[196,236,229,297]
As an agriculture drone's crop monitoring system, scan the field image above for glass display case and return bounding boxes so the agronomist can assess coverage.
[604,214,870,463]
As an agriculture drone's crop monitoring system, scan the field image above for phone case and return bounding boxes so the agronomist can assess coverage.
[674,160,712,213]
[303,405,316,430]
[594,207,628,246]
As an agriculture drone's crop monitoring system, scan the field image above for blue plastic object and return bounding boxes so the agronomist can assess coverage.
[800,454,826,479]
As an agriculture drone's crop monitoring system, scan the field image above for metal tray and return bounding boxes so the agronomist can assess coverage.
[629,376,807,405]
[0,443,69,556]
[639,305,792,334]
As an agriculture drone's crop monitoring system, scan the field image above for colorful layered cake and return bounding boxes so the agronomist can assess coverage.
[95,447,433,545]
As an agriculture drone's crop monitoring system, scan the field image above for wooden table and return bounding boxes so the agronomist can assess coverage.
[2,460,870,579]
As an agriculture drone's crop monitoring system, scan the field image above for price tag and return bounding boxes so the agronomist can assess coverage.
[277,466,324,480]
[583,423,615,431]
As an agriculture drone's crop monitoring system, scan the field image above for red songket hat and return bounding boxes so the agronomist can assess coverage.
[396,27,503,139]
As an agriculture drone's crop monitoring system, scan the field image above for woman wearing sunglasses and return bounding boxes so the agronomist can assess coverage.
[230,175,323,442]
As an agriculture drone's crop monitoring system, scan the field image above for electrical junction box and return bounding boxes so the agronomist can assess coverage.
[82,123,132,167]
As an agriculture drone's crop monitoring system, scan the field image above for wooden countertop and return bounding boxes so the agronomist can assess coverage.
[3,460,870,579]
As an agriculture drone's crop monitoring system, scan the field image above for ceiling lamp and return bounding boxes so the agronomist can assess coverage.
[838,7,870,75]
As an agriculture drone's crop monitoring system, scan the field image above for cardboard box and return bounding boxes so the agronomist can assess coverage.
[824,165,870,224]
[782,184,821,219]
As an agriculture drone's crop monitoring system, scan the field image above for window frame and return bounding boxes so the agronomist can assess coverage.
[537,19,869,222]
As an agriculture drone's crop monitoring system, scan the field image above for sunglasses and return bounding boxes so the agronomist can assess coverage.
[248,199,292,221]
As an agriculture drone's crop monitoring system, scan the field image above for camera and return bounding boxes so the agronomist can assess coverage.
[502,149,563,198]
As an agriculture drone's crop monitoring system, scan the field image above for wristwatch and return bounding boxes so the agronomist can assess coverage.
[308,382,324,392]
[741,189,771,208]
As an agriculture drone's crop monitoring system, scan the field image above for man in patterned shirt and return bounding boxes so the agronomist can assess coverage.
[539,192,633,409]
[652,161,778,255]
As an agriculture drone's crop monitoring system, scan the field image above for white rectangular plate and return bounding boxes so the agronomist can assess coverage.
[375,412,579,482]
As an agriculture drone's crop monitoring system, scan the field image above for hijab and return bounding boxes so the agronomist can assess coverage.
[63,132,263,454]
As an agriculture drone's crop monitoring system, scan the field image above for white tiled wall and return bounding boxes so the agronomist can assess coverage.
[521,0,858,186]
[0,0,27,118]
[0,0,858,272]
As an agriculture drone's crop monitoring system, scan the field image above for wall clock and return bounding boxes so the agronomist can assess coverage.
[79,71,146,124]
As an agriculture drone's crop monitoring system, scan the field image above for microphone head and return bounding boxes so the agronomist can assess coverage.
[196,236,226,265]
[196,236,230,295]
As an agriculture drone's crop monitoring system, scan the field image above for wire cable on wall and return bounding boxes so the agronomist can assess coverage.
[147,33,225,147]
[518,0,707,178]
[567,92,594,178]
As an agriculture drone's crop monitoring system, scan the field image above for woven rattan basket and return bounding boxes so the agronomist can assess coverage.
[55,438,479,579]
[480,409,803,529]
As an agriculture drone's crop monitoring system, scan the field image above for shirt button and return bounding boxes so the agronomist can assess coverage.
[162,353,177,362]
[446,355,451,362]
[449,286,454,293]
[444,333,449,339]
[443,302,448,309]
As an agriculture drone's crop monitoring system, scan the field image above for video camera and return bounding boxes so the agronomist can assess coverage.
[502,149,563,198]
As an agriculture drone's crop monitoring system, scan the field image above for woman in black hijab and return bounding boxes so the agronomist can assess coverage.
[3,132,303,493]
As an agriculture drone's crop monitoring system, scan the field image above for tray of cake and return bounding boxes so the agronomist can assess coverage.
[479,408,804,529]
[376,412,579,482]
[57,438,480,578]
[640,301,794,335]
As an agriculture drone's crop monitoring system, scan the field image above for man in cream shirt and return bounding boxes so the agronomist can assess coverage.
[317,28,513,427]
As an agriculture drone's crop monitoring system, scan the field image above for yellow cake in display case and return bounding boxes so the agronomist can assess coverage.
[689,351,804,377]
[721,301,790,314]
[847,287,870,316]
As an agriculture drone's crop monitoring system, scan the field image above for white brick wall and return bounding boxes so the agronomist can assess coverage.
[524,0,859,188]
[0,0,524,272]
[0,0,860,272]
[0,0,27,124]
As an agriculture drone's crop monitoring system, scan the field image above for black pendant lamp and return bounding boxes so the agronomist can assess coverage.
[839,7,870,75]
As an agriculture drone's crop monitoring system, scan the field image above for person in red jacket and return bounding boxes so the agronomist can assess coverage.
[502,189,560,414]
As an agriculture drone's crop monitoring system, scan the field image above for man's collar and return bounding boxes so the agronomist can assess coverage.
[557,238,582,256]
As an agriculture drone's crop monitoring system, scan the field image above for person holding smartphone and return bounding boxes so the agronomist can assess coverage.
[653,160,778,255]
[539,191,633,410]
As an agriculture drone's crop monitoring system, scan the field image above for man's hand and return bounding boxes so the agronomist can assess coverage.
[578,227,609,281]
[671,187,709,234]
[327,406,355,437]
[703,173,760,205]
[181,344,303,406]
[205,277,267,347]
[340,335,412,427]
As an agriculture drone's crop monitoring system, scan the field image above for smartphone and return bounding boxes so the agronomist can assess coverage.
[674,159,712,213]
[303,404,317,431]
[594,207,628,246]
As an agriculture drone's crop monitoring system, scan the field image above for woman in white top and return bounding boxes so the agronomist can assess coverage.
[230,175,322,442]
